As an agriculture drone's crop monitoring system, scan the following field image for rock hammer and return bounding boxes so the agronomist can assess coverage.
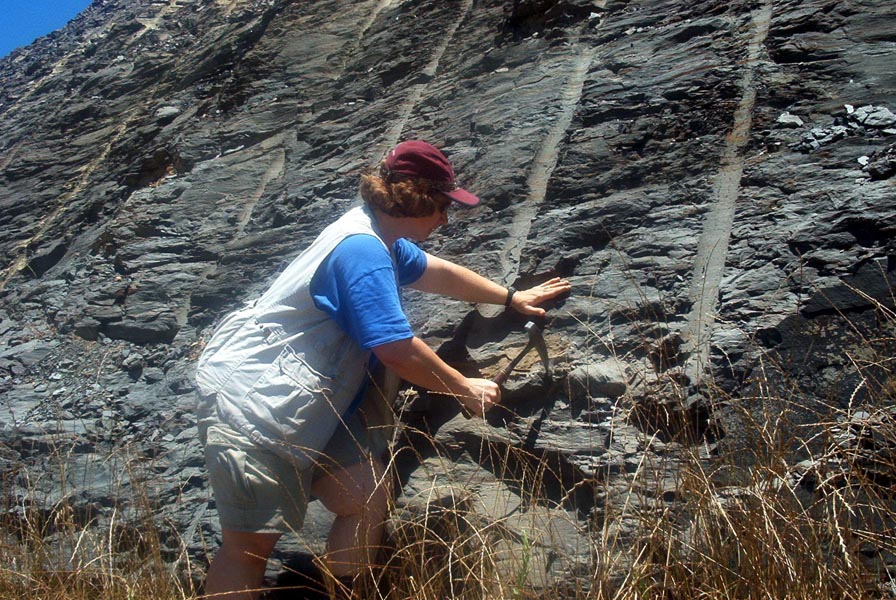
[492,321,551,386]
[462,322,551,419]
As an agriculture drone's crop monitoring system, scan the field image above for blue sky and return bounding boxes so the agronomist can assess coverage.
[1,0,93,58]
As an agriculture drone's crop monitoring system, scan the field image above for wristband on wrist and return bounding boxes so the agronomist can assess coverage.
[504,286,516,308]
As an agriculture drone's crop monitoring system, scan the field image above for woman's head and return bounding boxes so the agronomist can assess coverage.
[360,141,479,218]
[359,169,451,217]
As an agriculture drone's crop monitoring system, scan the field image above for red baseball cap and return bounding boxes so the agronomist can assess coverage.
[384,140,480,206]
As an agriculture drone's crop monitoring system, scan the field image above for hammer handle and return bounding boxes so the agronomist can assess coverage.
[492,341,533,386]
[461,342,533,419]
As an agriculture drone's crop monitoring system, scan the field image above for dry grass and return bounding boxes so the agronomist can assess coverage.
[2,298,895,599]
[0,445,196,600]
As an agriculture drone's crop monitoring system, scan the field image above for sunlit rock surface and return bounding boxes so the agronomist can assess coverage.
[1,0,893,591]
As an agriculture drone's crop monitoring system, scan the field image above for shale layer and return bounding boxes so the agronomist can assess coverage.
[1,0,894,590]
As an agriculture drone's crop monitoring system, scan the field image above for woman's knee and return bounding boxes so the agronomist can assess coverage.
[314,459,391,517]
[219,529,281,563]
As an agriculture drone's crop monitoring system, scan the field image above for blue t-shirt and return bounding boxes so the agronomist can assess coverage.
[309,235,427,349]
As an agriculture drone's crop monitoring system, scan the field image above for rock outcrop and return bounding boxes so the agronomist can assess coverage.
[1,0,893,592]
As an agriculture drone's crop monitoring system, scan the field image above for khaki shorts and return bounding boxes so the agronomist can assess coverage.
[200,369,398,534]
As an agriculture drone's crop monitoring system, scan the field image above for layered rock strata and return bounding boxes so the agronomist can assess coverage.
[1,0,893,592]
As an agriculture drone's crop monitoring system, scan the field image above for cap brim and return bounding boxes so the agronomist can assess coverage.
[444,187,480,206]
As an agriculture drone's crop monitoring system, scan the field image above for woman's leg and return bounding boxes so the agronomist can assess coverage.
[312,457,391,578]
[204,529,281,600]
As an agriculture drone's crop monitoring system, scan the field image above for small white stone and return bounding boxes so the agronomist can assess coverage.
[776,112,804,128]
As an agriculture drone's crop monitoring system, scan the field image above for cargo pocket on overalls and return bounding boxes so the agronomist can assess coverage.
[206,443,257,509]
[246,346,335,414]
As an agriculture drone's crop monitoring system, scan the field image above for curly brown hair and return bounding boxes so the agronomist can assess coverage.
[359,164,451,218]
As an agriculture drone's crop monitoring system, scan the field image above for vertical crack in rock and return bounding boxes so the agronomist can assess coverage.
[326,0,399,82]
[234,136,289,238]
[1,0,178,119]
[683,1,773,383]
[0,142,20,171]
[1,39,90,119]
[358,0,395,43]
[498,47,595,287]
[177,1,400,325]
[176,131,292,329]
[216,0,248,18]
[0,0,191,290]
[0,105,148,290]
[375,0,474,158]
[133,0,182,40]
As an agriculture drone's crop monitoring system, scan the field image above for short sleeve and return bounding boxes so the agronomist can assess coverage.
[393,238,428,286]
[310,235,416,349]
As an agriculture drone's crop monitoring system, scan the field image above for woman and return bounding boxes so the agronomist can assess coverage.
[195,140,571,599]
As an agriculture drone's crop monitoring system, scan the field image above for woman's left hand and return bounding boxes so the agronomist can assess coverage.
[511,277,572,317]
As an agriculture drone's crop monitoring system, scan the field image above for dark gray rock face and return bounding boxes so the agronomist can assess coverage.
[1,0,894,591]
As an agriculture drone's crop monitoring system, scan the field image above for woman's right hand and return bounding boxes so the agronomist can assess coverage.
[459,378,501,418]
